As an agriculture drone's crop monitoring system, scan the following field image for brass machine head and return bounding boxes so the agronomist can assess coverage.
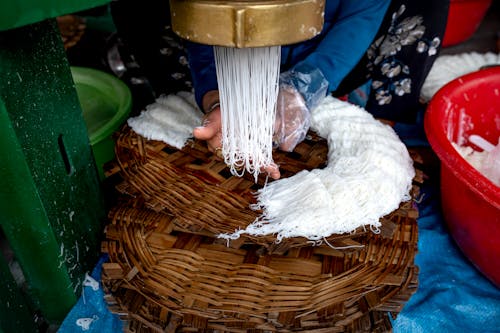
[169,0,326,48]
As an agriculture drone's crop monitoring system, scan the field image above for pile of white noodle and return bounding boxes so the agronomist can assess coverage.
[128,47,415,242]
[219,96,415,242]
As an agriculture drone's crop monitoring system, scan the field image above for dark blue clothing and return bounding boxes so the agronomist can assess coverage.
[112,0,448,122]
[186,0,391,108]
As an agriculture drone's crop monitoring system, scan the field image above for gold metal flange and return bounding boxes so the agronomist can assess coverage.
[169,0,325,48]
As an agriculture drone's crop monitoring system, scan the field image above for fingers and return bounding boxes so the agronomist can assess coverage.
[206,134,223,153]
[274,85,310,153]
[276,107,309,152]
[263,163,281,180]
[279,139,295,153]
[194,107,222,151]
[279,125,308,152]
[193,116,219,141]
[193,124,217,141]
[194,104,282,179]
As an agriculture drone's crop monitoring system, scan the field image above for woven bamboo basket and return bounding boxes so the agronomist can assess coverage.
[102,126,423,332]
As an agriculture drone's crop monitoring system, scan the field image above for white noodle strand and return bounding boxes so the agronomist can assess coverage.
[214,46,281,181]
[219,96,415,241]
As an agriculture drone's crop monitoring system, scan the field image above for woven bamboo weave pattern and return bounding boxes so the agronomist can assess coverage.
[102,126,422,332]
[112,127,421,252]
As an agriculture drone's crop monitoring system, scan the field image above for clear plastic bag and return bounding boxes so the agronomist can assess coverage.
[275,64,329,151]
[274,85,310,152]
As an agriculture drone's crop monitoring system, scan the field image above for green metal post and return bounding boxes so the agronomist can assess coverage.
[0,20,106,323]
[0,96,75,324]
[0,249,38,333]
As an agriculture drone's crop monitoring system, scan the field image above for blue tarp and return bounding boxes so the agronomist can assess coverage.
[391,121,500,333]
[59,121,500,333]
[393,161,500,332]
[58,255,123,332]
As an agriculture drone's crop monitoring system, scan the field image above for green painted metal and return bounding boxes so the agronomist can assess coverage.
[71,66,132,180]
[0,96,75,324]
[0,251,38,333]
[0,20,106,323]
[0,0,110,31]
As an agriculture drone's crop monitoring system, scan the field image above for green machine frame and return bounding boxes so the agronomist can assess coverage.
[0,0,109,330]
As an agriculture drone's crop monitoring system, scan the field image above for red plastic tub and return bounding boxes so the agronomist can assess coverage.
[442,0,492,47]
[425,66,500,287]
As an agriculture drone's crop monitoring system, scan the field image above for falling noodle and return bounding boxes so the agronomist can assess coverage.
[214,45,281,181]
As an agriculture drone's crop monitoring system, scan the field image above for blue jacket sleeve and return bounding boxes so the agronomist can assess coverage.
[297,0,391,93]
[185,41,219,109]
[187,0,391,106]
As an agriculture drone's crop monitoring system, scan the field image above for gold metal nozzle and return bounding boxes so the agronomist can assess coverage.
[169,0,325,48]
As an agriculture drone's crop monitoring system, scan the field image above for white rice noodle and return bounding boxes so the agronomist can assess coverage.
[127,93,203,149]
[219,96,415,242]
[214,45,281,181]
[421,52,500,102]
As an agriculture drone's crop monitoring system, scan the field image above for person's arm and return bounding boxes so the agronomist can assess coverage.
[185,41,218,110]
[187,0,390,109]
[274,0,390,152]
[297,0,391,93]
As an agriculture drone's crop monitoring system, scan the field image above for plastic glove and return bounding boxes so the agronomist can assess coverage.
[274,63,329,151]
[274,85,310,152]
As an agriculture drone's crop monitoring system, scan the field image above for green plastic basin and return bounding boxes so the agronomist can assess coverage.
[71,66,132,180]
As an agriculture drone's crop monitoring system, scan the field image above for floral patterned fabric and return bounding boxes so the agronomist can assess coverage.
[110,0,192,100]
[368,5,442,106]
[111,0,449,123]
[335,0,450,123]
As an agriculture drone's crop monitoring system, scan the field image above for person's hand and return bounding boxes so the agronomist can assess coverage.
[274,85,310,152]
[193,104,222,153]
[194,107,281,179]
[193,90,223,154]
[275,64,329,151]
[194,91,281,179]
